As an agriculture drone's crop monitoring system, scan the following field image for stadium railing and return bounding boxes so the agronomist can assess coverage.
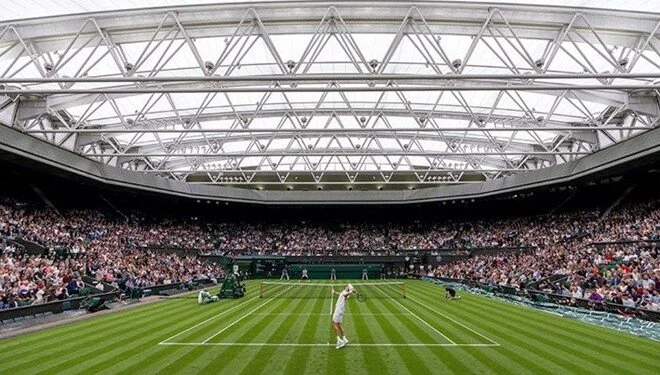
[0,235,25,254]
[0,278,217,323]
[7,237,46,255]
[81,276,116,294]
[526,274,569,291]
[200,245,534,257]
[592,239,660,248]
[143,282,184,296]
[135,246,200,256]
[142,278,215,296]
[527,290,660,322]
[0,290,122,324]
[425,276,660,322]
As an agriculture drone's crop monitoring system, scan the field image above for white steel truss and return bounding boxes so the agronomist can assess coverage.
[0,2,659,189]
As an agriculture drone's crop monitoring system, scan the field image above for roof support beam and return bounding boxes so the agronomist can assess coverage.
[4,83,657,95]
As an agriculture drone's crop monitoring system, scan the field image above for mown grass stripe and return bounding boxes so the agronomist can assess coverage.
[411,282,660,367]
[234,292,319,375]
[168,283,291,344]
[27,305,192,375]
[371,293,453,344]
[414,281,660,354]
[104,309,258,373]
[3,280,660,375]
[68,282,270,372]
[403,286,496,344]
[408,286,641,374]
[51,311,203,375]
[204,293,291,343]
[103,342,195,375]
[365,297,433,374]
[282,296,329,374]
[348,300,392,375]
[378,293,507,374]
[0,299,187,355]
[455,297,657,373]
[0,301,194,371]
[363,299,464,374]
[405,290,604,374]
[382,283,489,344]
[94,285,279,374]
[66,288,275,375]
[189,292,299,374]
[406,283,626,374]
[0,280,263,354]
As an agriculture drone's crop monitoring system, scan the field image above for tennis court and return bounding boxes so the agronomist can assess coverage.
[1,280,659,375]
[160,281,498,348]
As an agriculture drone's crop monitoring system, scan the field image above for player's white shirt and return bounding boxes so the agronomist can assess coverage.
[334,290,350,314]
[302,269,308,276]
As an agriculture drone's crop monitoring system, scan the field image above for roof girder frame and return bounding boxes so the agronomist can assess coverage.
[62,104,604,140]
[42,79,636,113]
[446,88,519,176]
[378,6,456,75]
[0,25,49,79]
[293,6,370,75]
[462,8,542,77]
[3,6,657,84]
[208,7,286,77]
[381,83,479,181]
[146,134,516,173]
[55,86,624,175]
[27,87,640,153]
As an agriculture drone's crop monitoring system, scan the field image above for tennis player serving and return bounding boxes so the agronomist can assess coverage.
[331,283,355,349]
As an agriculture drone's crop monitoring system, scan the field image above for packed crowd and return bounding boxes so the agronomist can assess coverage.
[432,201,660,311]
[0,199,224,308]
[1,194,658,310]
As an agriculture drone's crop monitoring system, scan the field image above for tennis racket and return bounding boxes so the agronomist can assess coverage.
[356,292,367,302]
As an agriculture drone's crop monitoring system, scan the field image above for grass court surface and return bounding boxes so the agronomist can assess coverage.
[1,279,658,374]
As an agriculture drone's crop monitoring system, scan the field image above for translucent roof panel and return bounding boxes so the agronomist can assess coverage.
[1,1,658,189]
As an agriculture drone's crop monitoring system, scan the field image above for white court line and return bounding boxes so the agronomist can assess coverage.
[159,294,262,344]
[407,295,500,346]
[201,285,295,344]
[372,284,457,345]
[260,282,405,287]
[250,313,413,316]
[159,283,291,344]
[159,342,499,347]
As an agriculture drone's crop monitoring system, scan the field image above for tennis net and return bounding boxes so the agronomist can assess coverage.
[258,281,407,300]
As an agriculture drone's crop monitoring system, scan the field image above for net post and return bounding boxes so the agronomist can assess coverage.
[403,282,407,299]
[259,281,263,298]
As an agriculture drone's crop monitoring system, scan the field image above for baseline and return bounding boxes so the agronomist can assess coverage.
[159,342,500,347]
[250,313,413,316]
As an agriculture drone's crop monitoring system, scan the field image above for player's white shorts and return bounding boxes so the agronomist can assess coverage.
[332,311,343,323]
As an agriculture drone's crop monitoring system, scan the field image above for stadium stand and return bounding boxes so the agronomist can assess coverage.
[432,201,660,317]
[2,192,657,317]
